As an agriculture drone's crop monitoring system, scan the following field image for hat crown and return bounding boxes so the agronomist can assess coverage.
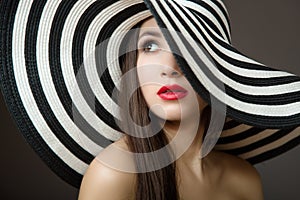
[145,0,232,43]
[2,0,300,189]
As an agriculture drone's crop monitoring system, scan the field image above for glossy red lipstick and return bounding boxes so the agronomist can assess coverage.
[157,84,188,100]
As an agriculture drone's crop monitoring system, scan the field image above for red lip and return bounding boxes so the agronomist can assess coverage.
[157,84,188,100]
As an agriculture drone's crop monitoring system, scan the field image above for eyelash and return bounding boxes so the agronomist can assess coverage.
[140,40,160,53]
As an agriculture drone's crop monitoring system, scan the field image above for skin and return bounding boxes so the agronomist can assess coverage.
[78,18,264,200]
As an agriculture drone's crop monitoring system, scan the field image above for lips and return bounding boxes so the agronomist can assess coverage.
[157,84,188,100]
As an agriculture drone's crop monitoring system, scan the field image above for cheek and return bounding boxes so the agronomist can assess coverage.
[139,85,158,105]
[139,85,167,120]
[137,64,161,86]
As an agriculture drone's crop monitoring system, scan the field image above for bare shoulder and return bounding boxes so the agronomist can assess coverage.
[211,151,264,200]
[78,140,135,200]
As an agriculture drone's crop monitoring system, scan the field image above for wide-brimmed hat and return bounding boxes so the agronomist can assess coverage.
[1,0,300,188]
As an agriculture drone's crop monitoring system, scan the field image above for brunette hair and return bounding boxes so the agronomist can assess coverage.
[117,21,179,200]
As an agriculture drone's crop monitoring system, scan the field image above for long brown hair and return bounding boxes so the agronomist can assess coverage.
[117,21,179,200]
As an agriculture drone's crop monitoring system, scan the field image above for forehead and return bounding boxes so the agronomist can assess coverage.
[138,17,163,39]
[140,17,159,29]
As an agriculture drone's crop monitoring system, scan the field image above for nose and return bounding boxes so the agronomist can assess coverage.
[161,69,180,77]
[160,54,182,78]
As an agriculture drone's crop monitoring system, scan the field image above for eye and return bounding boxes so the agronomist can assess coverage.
[142,41,160,53]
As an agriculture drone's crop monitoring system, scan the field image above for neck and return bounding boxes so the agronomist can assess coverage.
[163,116,206,165]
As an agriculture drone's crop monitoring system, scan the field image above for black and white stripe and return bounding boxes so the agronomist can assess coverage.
[144,0,300,162]
[0,0,150,187]
[1,0,299,187]
[145,0,300,127]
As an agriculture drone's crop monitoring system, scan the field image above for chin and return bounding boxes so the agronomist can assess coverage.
[156,109,198,122]
[164,115,182,122]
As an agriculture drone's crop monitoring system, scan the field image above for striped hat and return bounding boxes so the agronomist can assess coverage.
[1,0,300,188]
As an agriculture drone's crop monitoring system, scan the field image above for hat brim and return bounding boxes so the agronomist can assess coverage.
[0,0,299,188]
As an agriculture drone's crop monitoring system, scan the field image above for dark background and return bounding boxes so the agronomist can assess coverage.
[1,1,299,199]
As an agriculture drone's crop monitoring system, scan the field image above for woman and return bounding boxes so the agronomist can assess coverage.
[0,0,299,199]
[78,17,264,200]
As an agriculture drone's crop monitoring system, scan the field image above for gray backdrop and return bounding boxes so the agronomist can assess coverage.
[226,1,300,200]
[0,1,299,199]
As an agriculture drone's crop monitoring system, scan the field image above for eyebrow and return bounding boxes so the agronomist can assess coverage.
[138,30,162,40]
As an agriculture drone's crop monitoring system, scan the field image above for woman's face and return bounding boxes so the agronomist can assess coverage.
[136,18,206,121]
